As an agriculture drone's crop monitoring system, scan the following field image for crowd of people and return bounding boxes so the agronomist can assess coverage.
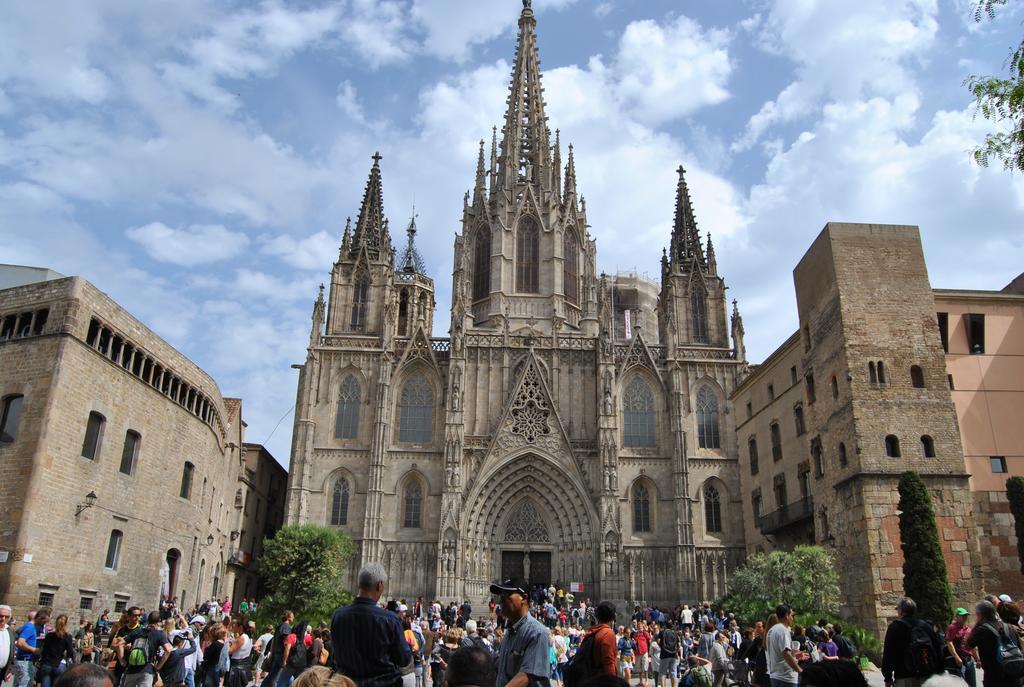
[2,575,1024,687]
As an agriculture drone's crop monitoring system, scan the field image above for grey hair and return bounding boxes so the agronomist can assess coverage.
[0,605,10,615]
[924,674,975,687]
[896,597,917,616]
[358,562,387,590]
[975,600,998,622]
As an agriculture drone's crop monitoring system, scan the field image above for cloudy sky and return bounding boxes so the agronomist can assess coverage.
[3,0,1023,466]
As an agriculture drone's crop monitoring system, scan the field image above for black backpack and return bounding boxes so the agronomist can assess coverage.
[836,635,856,660]
[900,619,941,677]
[563,628,605,687]
[287,637,308,671]
[660,629,678,657]
[983,622,1024,678]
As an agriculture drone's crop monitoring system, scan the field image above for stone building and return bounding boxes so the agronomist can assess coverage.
[228,442,287,604]
[732,223,987,633]
[0,268,283,617]
[286,1,747,606]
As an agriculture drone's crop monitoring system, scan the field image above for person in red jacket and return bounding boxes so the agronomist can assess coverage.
[634,623,652,687]
[582,602,618,678]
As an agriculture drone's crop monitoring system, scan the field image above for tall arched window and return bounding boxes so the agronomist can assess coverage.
[0,394,24,443]
[473,226,491,301]
[398,290,409,335]
[403,480,423,528]
[623,378,656,448]
[921,435,936,458]
[516,218,539,293]
[838,441,848,466]
[105,529,123,570]
[704,486,722,533]
[696,386,720,449]
[885,434,901,458]
[119,430,140,475]
[564,231,579,305]
[331,478,350,526]
[633,483,651,533]
[82,411,105,460]
[180,462,194,499]
[910,365,925,388]
[399,373,434,443]
[691,285,708,343]
[335,375,361,439]
[351,272,369,331]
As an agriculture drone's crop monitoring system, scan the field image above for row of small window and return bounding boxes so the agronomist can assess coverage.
[937,312,986,355]
[0,308,49,341]
[747,412,804,474]
[78,411,142,473]
[85,318,220,429]
[34,590,128,612]
[630,484,723,535]
[328,476,423,528]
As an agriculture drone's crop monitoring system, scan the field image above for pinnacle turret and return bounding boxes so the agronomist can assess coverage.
[670,165,706,272]
[350,152,391,260]
[474,139,487,204]
[706,231,717,274]
[564,143,578,203]
[397,209,426,274]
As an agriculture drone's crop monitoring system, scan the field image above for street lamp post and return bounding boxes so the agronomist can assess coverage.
[75,491,98,518]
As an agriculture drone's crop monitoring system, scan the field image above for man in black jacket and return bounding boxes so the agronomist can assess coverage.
[881,597,942,687]
[258,611,293,687]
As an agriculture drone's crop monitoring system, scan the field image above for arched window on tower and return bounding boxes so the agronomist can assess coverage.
[704,486,722,533]
[564,230,579,305]
[692,285,708,343]
[910,365,925,388]
[921,435,936,458]
[331,477,350,526]
[633,483,651,533]
[403,479,423,528]
[473,226,491,301]
[885,434,901,458]
[398,373,434,443]
[623,378,655,448]
[398,290,409,336]
[351,272,369,331]
[516,218,539,293]
[335,375,360,439]
[696,386,720,449]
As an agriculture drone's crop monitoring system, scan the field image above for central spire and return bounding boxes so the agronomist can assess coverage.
[351,151,390,260]
[497,0,551,190]
[670,165,707,272]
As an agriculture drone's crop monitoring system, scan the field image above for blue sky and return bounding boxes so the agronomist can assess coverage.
[3,0,1023,466]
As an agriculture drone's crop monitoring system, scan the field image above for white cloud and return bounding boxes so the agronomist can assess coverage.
[614,15,732,124]
[126,222,251,266]
[262,231,339,270]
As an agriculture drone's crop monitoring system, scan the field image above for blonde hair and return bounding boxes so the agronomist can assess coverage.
[54,615,68,637]
[292,666,356,687]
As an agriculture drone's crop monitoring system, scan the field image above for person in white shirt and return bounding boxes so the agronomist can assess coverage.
[681,606,693,630]
[0,605,15,685]
[766,604,804,687]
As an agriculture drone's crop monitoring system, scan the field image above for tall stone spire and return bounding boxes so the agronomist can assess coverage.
[497,0,552,190]
[397,208,426,274]
[473,139,487,204]
[563,143,578,203]
[670,165,706,272]
[350,151,389,259]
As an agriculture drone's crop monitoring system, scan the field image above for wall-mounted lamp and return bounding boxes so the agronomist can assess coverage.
[75,491,98,518]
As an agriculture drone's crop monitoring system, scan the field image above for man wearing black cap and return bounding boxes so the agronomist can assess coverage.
[489,580,550,687]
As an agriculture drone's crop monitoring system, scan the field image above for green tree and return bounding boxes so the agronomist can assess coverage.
[258,524,355,623]
[966,0,1024,171]
[723,545,840,623]
[1006,476,1024,573]
[897,471,953,624]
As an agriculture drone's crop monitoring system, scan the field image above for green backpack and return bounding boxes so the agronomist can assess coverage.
[126,632,150,667]
[689,665,712,687]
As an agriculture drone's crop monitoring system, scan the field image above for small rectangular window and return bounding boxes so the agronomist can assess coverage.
[180,462,195,500]
[790,366,798,384]
[114,599,128,613]
[746,402,752,419]
[79,596,94,610]
[992,456,1007,474]
[748,437,759,476]
[770,422,783,462]
[805,373,816,404]
[119,431,140,475]
[965,313,985,354]
[82,412,105,460]
[0,395,24,443]
[767,383,775,400]
[937,312,949,353]
[948,374,955,391]
[37,591,54,607]
[105,530,123,570]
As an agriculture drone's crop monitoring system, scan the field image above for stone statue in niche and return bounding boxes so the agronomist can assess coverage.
[522,550,531,582]
[602,388,613,416]
[600,328,612,356]
[451,384,461,411]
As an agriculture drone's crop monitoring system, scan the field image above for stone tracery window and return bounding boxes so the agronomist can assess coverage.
[504,500,550,542]
[623,377,655,448]
[331,477,350,526]
[564,230,579,305]
[510,365,551,443]
[351,272,369,331]
[696,386,720,449]
[403,479,423,528]
[704,485,722,533]
[399,372,433,443]
[692,284,708,343]
[335,375,360,439]
[473,226,491,301]
[516,218,539,293]
[633,483,651,533]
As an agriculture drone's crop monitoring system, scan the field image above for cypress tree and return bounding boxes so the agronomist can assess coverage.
[1006,476,1024,573]
[897,470,953,624]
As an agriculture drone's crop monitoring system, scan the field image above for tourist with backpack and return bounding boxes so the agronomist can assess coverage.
[563,601,616,687]
[881,597,943,687]
[117,611,173,687]
[968,599,1024,687]
[281,622,311,687]
[656,622,680,687]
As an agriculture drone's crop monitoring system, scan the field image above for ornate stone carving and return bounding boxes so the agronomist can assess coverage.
[504,501,550,542]
[508,365,552,444]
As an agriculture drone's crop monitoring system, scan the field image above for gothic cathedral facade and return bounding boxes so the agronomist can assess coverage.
[286,2,747,606]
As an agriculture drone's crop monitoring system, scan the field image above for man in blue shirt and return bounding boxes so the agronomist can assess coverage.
[490,580,550,687]
[15,610,47,687]
[331,563,412,687]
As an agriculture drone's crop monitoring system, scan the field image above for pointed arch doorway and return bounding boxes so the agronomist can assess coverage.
[500,500,552,590]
